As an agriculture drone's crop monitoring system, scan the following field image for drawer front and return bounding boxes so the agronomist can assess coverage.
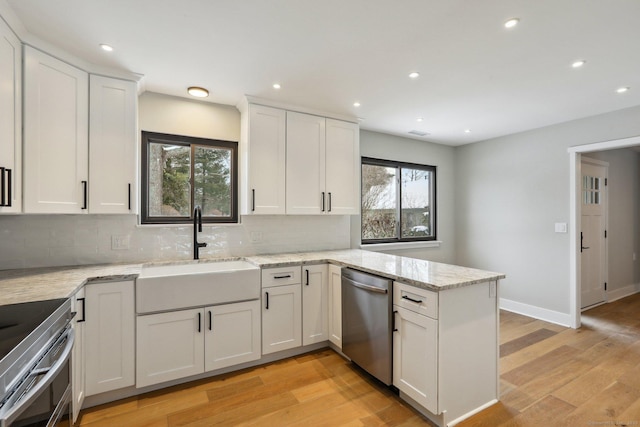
[262,265,302,288]
[393,281,438,319]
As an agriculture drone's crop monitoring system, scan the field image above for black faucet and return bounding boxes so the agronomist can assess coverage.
[193,205,207,260]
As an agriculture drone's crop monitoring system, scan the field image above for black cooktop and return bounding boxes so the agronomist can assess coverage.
[0,298,67,362]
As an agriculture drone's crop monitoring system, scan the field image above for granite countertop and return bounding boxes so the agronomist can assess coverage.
[0,249,504,306]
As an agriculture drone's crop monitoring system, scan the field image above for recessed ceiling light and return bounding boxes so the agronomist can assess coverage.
[616,87,630,94]
[272,83,281,89]
[357,117,365,122]
[409,72,420,79]
[353,102,361,107]
[572,60,586,68]
[464,129,471,134]
[416,117,424,122]
[99,44,113,52]
[504,18,520,29]
[187,86,209,98]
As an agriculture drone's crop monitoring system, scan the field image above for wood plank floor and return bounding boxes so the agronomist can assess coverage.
[78,293,640,426]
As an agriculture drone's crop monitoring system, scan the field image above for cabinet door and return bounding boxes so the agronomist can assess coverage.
[393,306,438,414]
[244,105,286,214]
[89,75,137,214]
[262,284,302,354]
[0,19,21,213]
[325,119,360,215]
[71,287,86,423]
[286,112,326,214]
[205,301,260,372]
[136,308,204,388]
[302,264,328,345]
[328,264,342,348]
[84,280,135,395]
[23,46,89,213]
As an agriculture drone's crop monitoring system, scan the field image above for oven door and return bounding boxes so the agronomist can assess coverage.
[0,327,74,427]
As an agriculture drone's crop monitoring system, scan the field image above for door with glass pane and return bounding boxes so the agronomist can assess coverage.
[580,159,607,309]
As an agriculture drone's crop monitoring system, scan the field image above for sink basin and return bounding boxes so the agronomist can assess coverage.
[136,260,260,314]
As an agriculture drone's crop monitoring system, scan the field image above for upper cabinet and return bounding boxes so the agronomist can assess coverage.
[0,20,21,213]
[240,100,360,216]
[239,104,286,214]
[23,46,89,213]
[89,75,138,214]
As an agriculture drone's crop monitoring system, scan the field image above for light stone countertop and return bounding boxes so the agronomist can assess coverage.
[0,249,504,306]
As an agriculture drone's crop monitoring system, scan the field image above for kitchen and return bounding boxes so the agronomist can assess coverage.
[2,1,640,426]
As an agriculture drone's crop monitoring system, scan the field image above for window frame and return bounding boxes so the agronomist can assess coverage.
[140,131,238,225]
[360,157,437,245]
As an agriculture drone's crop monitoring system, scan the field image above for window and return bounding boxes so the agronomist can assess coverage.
[361,157,436,244]
[141,131,238,224]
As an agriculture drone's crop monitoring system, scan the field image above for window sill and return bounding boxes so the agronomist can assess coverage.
[360,240,442,251]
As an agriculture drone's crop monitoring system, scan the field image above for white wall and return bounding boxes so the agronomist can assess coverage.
[455,105,640,321]
[352,130,457,264]
[582,149,640,297]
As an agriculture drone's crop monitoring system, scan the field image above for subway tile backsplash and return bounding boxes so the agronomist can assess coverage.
[0,214,351,270]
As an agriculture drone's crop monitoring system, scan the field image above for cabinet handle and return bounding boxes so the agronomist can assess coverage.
[265,291,269,310]
[208,310,212,331]
[328,192,332,212]
[321,192,325,212]
[0,167,5,207]
[81,181,88,210]
[392,310,398,332]
[274,275,291,279]
[198,312,202,332]
[252,189,255,212]
[305,269,309,286]
[128,183,131,210]
[6,169,11,207]
[77,298,86,322]
[402,295,423,304]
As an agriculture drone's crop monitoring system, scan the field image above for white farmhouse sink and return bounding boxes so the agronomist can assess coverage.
[136,260,260,314]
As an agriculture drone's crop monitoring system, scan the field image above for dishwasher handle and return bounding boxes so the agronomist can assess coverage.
[343,277,388,294]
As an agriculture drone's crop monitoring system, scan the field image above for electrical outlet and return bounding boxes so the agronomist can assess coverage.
[554,223,568,233]
[111,235,130,250]
[250,231,263,243]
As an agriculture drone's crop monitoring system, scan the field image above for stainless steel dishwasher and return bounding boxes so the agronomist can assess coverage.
[341,267,393,385]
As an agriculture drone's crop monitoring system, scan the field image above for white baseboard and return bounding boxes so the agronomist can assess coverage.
[607,283,640,303]
[499,298,572,327]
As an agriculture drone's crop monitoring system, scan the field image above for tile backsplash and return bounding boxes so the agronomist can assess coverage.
[0,214,351,270]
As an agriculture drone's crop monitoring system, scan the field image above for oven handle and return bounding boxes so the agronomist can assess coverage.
[0,328,75,427]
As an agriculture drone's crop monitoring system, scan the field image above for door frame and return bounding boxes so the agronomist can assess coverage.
[568,135,640,328]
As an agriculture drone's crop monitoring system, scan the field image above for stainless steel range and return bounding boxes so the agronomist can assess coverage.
[0,299,74,427]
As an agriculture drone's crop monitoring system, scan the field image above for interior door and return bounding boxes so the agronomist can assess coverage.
[580,160,607,309]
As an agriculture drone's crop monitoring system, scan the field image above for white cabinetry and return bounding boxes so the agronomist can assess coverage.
[23,46,89,213]
[302,264,328,345]
[261,266,302,355]
[136,301,261,388]
[89,75,137,214]
[286,112,359,215]
[0,19,21,213]
[84,280,135,396]
[71,287,86,423]
[328,264,342,348]
[239,103,286,214]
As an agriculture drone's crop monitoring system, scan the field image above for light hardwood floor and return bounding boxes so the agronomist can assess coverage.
[78,293,640,426]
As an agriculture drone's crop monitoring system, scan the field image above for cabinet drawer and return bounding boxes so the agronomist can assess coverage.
[262,265,302,288]
[393,282,438,319]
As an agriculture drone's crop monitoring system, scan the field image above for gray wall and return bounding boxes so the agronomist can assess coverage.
[455,105,640,317]
[583,149,640,295]
[352,130,457,264]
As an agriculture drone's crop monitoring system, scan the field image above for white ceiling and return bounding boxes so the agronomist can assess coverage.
[5,0,640,145]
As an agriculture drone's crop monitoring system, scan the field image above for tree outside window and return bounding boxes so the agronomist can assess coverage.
[361,157,436,243]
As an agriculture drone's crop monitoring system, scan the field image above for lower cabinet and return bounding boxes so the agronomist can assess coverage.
[302,264,328,345]
[136,300,261,388]
[84,280,135,396]
[393,305,438,413]
[261,283,302,354]
[328,264,342,348]
[71,287,86,423]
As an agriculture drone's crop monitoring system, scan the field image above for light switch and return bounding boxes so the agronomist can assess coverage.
[554,223,568,233]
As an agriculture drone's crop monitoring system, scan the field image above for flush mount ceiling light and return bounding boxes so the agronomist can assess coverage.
[416,117,424,122]
[504,18,520,28]
[272,83,281,89]
[353,102,361,107]
[99,43,113,52]
[187,86,209,98]
[409,72,420,79]
[464,129,471,134]
[572,60,586,68]
[616,87,630,94]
